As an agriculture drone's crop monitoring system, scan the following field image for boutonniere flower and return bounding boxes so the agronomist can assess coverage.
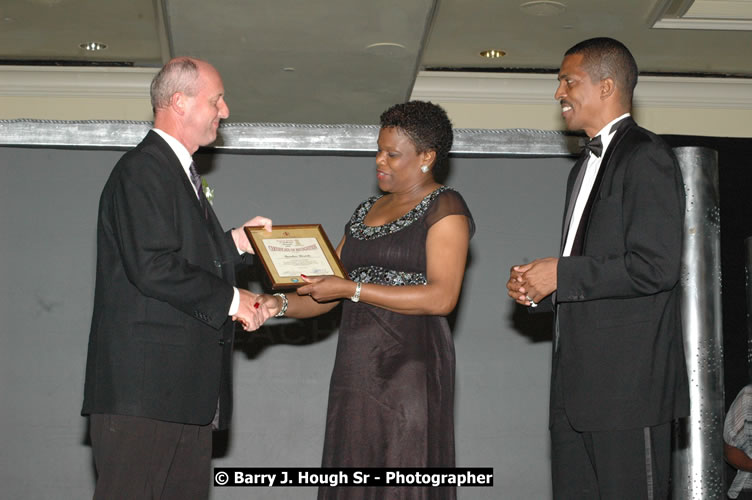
[201,178,214,206]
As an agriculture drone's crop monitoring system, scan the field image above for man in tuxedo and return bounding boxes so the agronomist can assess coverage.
[82,57,274,499]
[506,38,690,499]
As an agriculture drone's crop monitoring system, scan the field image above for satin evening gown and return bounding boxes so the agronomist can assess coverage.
[318,187,474,500]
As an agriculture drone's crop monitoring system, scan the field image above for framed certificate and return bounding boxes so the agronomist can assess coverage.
[244,224,346,290]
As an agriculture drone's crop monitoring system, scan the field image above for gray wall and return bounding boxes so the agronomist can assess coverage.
[0,145,572,499]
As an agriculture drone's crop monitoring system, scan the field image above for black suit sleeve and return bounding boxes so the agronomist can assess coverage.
[557,135,684,302]
[109,152,234,329]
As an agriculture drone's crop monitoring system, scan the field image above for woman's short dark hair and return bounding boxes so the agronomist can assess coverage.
[379,100,453,180]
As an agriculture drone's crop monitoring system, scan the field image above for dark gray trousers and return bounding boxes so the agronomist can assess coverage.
[90,413,212,500]
[550,365,672,500]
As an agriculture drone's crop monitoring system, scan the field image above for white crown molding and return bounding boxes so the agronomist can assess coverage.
[683,0,752,18]
[0,66,158,98]
[650,0,752,30]
[412,72,559,105]
[652,17,752,29]
[411,71,752,110]
[2,66,751,111]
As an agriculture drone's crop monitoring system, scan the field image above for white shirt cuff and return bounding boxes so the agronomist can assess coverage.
[231,227,247,255]
[228,287,240,316]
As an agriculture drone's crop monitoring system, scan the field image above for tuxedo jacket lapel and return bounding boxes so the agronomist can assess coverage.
[559,117,636,255]
[560,154,588,254]
[596,117,633,182]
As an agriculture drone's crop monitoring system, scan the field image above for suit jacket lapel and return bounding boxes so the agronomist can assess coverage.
[144,131,210,224]
[142,132,228,276]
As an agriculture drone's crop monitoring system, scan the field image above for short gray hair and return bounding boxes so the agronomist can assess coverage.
[150,58,201,111]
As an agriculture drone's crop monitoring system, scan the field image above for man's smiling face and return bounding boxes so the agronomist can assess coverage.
[554,52,604,138]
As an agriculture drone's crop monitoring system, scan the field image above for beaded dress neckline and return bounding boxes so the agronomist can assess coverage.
[348,186,452,241]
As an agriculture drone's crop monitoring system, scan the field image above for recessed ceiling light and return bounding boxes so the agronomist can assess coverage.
[79,42,108,51]
[520,1,566,16]
[365,42,407,58]
[282,67,296,72]
[365,42,406,51]
[480,49,506,59]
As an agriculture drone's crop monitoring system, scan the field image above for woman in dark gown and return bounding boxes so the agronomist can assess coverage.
[258,101,474,499]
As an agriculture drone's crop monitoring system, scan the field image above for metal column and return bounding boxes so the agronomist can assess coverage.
[672,147,725,499]
[747,237,752,379]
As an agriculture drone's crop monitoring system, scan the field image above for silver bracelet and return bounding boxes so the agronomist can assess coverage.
[350,282,362,303]
[273,292,288,317]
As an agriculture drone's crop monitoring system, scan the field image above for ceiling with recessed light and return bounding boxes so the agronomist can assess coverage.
[1,0,751,124]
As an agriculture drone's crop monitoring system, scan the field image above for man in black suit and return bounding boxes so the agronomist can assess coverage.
[82,57,274,499]
[507,38,690,499]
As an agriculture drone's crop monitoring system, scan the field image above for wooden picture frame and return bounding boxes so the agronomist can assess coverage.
[244,224,346,290]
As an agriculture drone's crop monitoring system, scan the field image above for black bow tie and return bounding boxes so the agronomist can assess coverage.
[582,135,603,158]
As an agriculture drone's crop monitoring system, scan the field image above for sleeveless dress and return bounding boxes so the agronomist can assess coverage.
[318,187,475,500]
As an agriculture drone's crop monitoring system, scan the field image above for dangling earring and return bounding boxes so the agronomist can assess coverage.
[420,165,430,174]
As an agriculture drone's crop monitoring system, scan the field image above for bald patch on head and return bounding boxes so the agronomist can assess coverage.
[150,57,203,112]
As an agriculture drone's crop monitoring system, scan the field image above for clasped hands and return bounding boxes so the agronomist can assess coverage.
[233,289,273,332]
[230,216,274,331]
[234,275,355,330]
[506,257,558,307]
